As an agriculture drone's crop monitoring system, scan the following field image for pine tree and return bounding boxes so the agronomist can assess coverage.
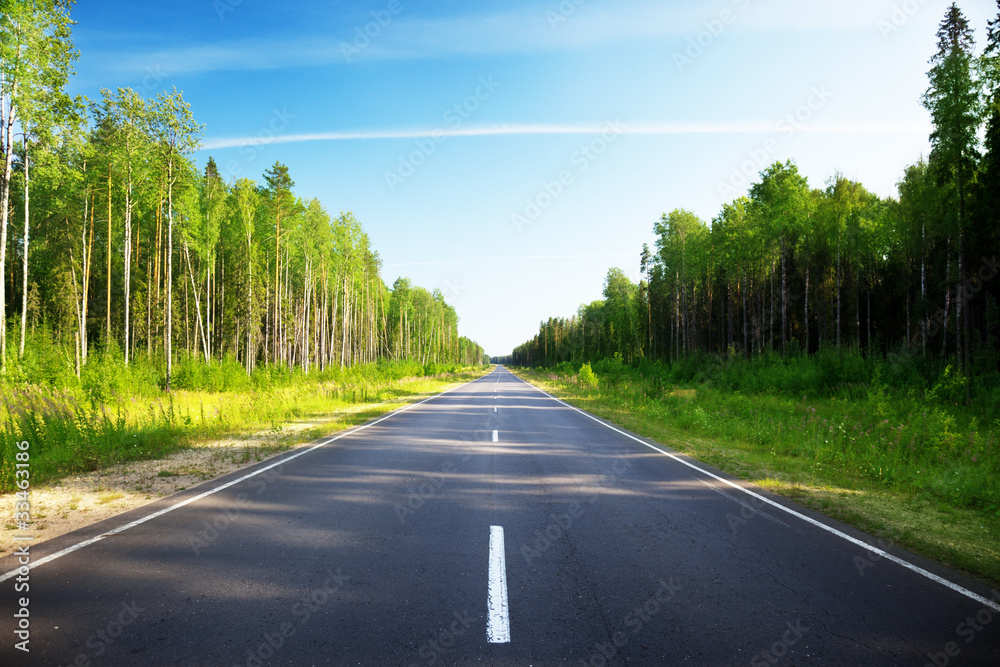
[922,3,981,372]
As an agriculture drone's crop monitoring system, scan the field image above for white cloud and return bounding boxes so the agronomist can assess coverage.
[89,0,894,76]
[200,119,931,151]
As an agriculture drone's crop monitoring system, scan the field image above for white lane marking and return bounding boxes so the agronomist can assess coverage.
[492,430,499,442]
[510,372,1000,614]
[487,525,511,643]
[0,376,484,583]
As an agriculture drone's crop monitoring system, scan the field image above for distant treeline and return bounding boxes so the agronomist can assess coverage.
[505,4,1000,387]
[0,1,486,389]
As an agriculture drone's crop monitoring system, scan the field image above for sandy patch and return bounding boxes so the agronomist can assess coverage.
[0,419,333,557]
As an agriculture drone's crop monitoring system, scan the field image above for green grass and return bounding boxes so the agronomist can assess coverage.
[515,360,1000,587]
[0,359,491,493]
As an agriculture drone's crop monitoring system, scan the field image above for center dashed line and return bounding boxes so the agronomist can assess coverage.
[487,525,510,643]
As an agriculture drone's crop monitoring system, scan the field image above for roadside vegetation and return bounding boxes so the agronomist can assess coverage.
[515,353,1000,586]
[0,354,489,493]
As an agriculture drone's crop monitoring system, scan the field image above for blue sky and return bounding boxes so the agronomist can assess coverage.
[66,0,997,356]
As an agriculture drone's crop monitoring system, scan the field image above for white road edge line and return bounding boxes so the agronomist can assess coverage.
[510,371,1000,614]
[487,525,511,643]
[0,376,482,583]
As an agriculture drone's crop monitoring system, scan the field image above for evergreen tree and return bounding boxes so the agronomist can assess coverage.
[922,3,981,372]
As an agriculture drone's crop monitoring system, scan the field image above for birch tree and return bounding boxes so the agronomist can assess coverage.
[0,0,76,366]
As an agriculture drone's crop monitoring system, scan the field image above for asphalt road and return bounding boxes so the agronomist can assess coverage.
[2,367,999,666]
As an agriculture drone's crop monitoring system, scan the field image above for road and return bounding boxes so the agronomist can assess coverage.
[2,367,999,665]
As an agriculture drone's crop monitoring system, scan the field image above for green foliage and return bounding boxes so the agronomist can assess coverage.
[924,364,968,405]
[0,384,183,492]
[80,347,163,402]
[172,355,253,393]
[1,324,76,388]
[594,353,626,387]
[0,360,485,492]
[531,352,1000,512]
[577,362,598,388]
[1,5,487,388]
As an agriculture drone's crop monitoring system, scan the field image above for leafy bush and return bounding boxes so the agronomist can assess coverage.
[81,347,163,402]
[555,361,576,376]
[578,363,598,389]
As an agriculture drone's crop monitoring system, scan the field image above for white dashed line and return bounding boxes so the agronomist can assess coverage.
[487,525,510,643]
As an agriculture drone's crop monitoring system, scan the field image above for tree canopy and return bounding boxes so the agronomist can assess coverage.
[0,3,485,383]
[511,3,1000,384]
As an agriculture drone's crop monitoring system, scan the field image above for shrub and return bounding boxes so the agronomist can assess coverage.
[578,363,598,389]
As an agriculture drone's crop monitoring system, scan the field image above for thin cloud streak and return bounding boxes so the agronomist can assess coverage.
[384,254,638,268]
[201,120,933,150]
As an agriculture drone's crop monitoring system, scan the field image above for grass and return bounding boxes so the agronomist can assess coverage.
[96,491,125,504]
[514,359,1000,588]
[0,360,491,493]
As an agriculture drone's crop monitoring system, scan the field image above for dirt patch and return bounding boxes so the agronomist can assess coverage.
[0,419,333,557]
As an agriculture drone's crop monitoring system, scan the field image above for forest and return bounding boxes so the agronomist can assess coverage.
[508,3,1000,400]
[504,4,1000,581]
[0,0,486,395]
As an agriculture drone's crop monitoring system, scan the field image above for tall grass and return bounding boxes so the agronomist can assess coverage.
[537,351,1000,514]
[0,351,484,492]
[0,385,184,491]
